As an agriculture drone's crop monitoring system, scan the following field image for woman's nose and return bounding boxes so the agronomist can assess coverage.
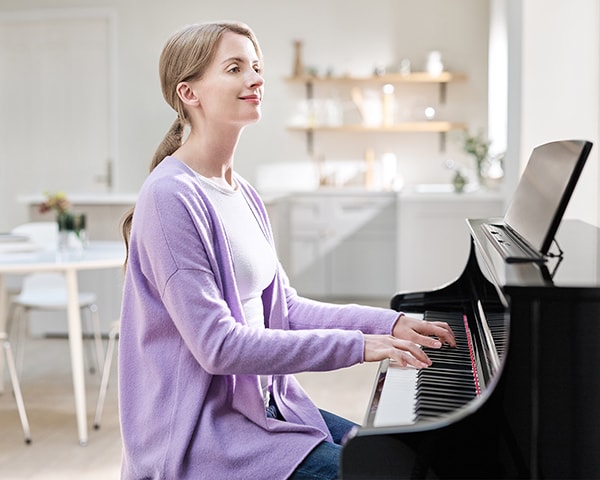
[248,70,264,87]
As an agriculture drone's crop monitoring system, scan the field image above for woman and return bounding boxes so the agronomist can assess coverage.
[119,21,455,480]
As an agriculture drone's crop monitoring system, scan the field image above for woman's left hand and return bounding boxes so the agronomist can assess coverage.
[392,314,456,350]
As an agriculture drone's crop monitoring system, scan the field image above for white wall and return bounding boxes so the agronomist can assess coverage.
[508,0,600,227]
[0,0,489,205]
[3,1,596,227]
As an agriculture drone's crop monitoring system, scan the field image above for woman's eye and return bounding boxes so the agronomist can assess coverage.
[228,65,240,73]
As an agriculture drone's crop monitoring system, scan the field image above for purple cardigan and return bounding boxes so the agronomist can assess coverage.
[119,156,400,479]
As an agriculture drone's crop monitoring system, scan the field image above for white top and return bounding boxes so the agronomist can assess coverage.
[195,174,277,406]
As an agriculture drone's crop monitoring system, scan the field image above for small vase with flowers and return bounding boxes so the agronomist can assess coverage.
[38,192,87,250]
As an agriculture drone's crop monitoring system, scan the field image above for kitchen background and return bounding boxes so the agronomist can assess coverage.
[0,0,599,330]
[0,0,491,223]
[0,0,596,224]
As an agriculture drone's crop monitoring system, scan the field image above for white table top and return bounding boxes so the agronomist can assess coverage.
[18,193,138,205]
[0,241,126,273]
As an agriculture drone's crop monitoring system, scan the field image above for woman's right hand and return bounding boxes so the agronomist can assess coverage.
[363,334,433,369]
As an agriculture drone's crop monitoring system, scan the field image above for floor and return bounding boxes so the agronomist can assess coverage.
[0,336,380,479]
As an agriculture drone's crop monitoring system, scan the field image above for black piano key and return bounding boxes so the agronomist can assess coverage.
[417,381,477,394]
[416,397,473,406]
[416,397,472,409]
[416,404,460,416]
[417,381,477,393]
[409,310,480,421]
[418,389,476,400]
[422,361,472,371]
[417,375,475,385]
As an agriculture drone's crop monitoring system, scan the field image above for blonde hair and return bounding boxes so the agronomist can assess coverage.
[122,21,263,259]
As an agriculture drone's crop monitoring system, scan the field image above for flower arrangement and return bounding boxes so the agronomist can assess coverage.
[461,130,491,181]
[38,192,87,248]
[38,191,71,215]
[38,191,81,234]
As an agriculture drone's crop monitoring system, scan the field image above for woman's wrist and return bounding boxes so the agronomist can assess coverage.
[391,313,405,335]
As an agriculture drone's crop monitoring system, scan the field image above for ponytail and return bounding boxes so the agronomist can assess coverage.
[120,207,134,270]
[121,117,185,267]
[150,117,185,172]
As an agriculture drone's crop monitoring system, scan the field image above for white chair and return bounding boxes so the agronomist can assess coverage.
[11,222,58,252]
[7,222,104,377]
[8,273,105,377]
[3,221,57,303]
[94,319,119,429]
[1,331,31,444]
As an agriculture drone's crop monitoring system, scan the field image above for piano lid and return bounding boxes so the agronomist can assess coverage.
[469,218,600,293]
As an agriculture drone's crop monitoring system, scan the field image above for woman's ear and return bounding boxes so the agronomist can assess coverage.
[176,81,200,107]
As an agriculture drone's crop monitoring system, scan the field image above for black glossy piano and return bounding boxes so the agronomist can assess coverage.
[341,217,600,479]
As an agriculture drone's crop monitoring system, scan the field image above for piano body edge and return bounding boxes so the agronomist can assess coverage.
[341,219,600,479]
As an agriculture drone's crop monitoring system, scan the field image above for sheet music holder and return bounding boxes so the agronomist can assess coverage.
[482,139,592,263]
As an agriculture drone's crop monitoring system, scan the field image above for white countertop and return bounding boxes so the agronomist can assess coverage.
[19,193,138,205]
[260,185,504,201]
[18,186,505,206]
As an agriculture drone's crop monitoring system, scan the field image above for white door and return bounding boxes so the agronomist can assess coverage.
[0,10,116,231]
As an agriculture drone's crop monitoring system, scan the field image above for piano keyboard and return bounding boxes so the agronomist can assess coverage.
[371,310,505,428]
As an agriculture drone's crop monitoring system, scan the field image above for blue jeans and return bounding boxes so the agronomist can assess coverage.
[266,400,358,480]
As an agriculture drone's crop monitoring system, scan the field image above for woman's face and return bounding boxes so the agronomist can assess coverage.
[190,31,264,128]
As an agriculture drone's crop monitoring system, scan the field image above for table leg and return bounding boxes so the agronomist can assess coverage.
[0,275,6,393]
[65,269,88,446]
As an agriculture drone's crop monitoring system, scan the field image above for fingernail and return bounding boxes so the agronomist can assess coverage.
[432,340,441,348]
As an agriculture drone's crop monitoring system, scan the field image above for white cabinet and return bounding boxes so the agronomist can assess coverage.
[269,189,505,302]
[285,192,397,300]
[397,193,504,293]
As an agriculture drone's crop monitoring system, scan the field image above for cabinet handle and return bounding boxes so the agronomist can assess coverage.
[320,228,336,238]
[341,202,378,211]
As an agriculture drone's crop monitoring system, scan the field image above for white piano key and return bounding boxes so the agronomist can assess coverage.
[373,362,418,427]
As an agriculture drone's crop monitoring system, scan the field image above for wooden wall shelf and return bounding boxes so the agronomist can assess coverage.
[284,72,467,85]
[284,71,468,153]
[287,122,467,133]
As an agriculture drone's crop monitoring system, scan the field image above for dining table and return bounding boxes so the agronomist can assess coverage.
[0,237,126,445]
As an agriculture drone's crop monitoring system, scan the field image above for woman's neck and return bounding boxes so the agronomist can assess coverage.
[173,125,242,186]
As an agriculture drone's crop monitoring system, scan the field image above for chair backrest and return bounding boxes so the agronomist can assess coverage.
[20,272,66,293]
[15,272,69,307]
[11,222,58,251]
